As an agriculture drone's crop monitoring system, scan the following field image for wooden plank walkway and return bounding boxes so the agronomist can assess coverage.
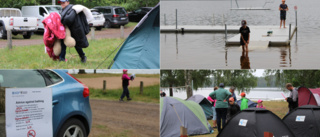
[160,25,297,46]
[226,26,297,46]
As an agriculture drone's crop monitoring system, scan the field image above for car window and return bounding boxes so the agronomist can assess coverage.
[0,70,46,88]
[91,11,100,15]
[45,6,62,13]
[39,7,47,16]
[135,9,142,13]
[105,9,111,14]
[42,70,63,85]
[114,8,126,14]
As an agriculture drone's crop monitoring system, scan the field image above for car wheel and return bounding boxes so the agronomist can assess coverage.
[0,26,7,39]
[23,32,32,39]
[95,26,102,31]
[104,20,111,28]
[57,118,87,137]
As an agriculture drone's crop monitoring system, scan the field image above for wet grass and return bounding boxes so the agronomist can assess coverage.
[89,84,160,103]
[0,38,124,69]
[192,101,288,137]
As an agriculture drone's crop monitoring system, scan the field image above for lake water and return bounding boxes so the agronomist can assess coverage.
[160,0,320,69]
[162,87,290,101]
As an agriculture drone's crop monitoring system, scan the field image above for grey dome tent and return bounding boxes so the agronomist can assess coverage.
[237,99,257,108]
[283,105,320,137]
[187,94,213,120]
[160,97,210,137]
[218,108,295,137]
[110,3,159,69]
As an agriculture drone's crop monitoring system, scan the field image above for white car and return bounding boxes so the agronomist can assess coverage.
[89,9,105,30]
[0,8,38,39]
[22,5,62,31]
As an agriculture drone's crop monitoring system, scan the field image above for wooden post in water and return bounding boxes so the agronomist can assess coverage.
[180,126,187,137]
[289,24,291,40]
[120,25,124,38]
[164,14,166,26]
[103,80,106,91]
[294,6,297,28]
[175,9,178,30]
[225,24,227,40]
[140,81,143,95]
[7,30,12,49]
[91,27,95,40]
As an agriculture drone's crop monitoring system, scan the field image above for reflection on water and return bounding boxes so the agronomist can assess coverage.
[161,33,294,69]
[160,0,320,69]
[240,50,250,69]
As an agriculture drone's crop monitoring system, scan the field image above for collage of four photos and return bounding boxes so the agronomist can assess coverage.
[0,0,320,137]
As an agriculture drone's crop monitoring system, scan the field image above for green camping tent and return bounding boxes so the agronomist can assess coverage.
[160,97,210,136]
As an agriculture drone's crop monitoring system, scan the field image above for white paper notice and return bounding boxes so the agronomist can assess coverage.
[5,88,52,137]
[239,119,248,127]
[296,115,306,122]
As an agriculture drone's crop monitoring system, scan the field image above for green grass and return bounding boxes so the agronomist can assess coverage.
[0,38,125,69]
[89,84,160,103]
[192,101,288,137]
[73,73,159,79]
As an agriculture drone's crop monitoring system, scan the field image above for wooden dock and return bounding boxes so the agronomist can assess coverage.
[160,25,297,46]
[161,25,239,33]
[226,26,297,46]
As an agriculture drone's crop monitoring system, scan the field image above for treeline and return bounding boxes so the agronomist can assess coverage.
[0,0,159,11]
[161,70,320,98]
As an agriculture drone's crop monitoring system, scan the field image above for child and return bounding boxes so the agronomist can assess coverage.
[256,99,266,109]
[226,97,240,122]
[240,92,249,110]
[279,0,288,28]
[239,20,250,51]
[119,69,133,102]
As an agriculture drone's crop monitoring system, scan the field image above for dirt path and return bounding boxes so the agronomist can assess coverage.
[0,26,134,48]
[78,77,160,89]
[89,99,159,137]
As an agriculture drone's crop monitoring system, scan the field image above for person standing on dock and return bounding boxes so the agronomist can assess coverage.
[279,0,289,28]
[239,20,250,51]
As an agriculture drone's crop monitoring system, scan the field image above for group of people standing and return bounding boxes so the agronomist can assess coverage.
[207,83,265,133]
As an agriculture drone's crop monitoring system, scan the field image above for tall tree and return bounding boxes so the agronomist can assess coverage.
[264,70,320,90]
[161,70,212,98]
[212,70,257,94]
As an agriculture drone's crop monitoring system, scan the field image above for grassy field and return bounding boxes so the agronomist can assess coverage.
[73,73,160,78]
[192,101,288,137]
[0,38,125,69]
[89,84,160,103]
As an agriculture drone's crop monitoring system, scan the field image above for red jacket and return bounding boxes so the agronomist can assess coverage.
[42,12,66,60]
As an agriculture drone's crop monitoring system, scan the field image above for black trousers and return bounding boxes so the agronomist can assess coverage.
[215,108,228,132]
[59,40,85,61]
[120,86,130,99]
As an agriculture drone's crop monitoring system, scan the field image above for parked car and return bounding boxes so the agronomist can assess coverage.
[0,70,92,137]
[89,9,105,30]
[22,5,62,31]
[93,6,128,28]
[128,7,153,22]
[0,8,38,39]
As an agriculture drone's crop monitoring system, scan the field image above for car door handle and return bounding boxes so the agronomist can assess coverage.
[53,100,59,105]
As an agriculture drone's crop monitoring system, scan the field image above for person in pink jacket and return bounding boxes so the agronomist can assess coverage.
[120,69,134,102]
[256,99,266,109]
